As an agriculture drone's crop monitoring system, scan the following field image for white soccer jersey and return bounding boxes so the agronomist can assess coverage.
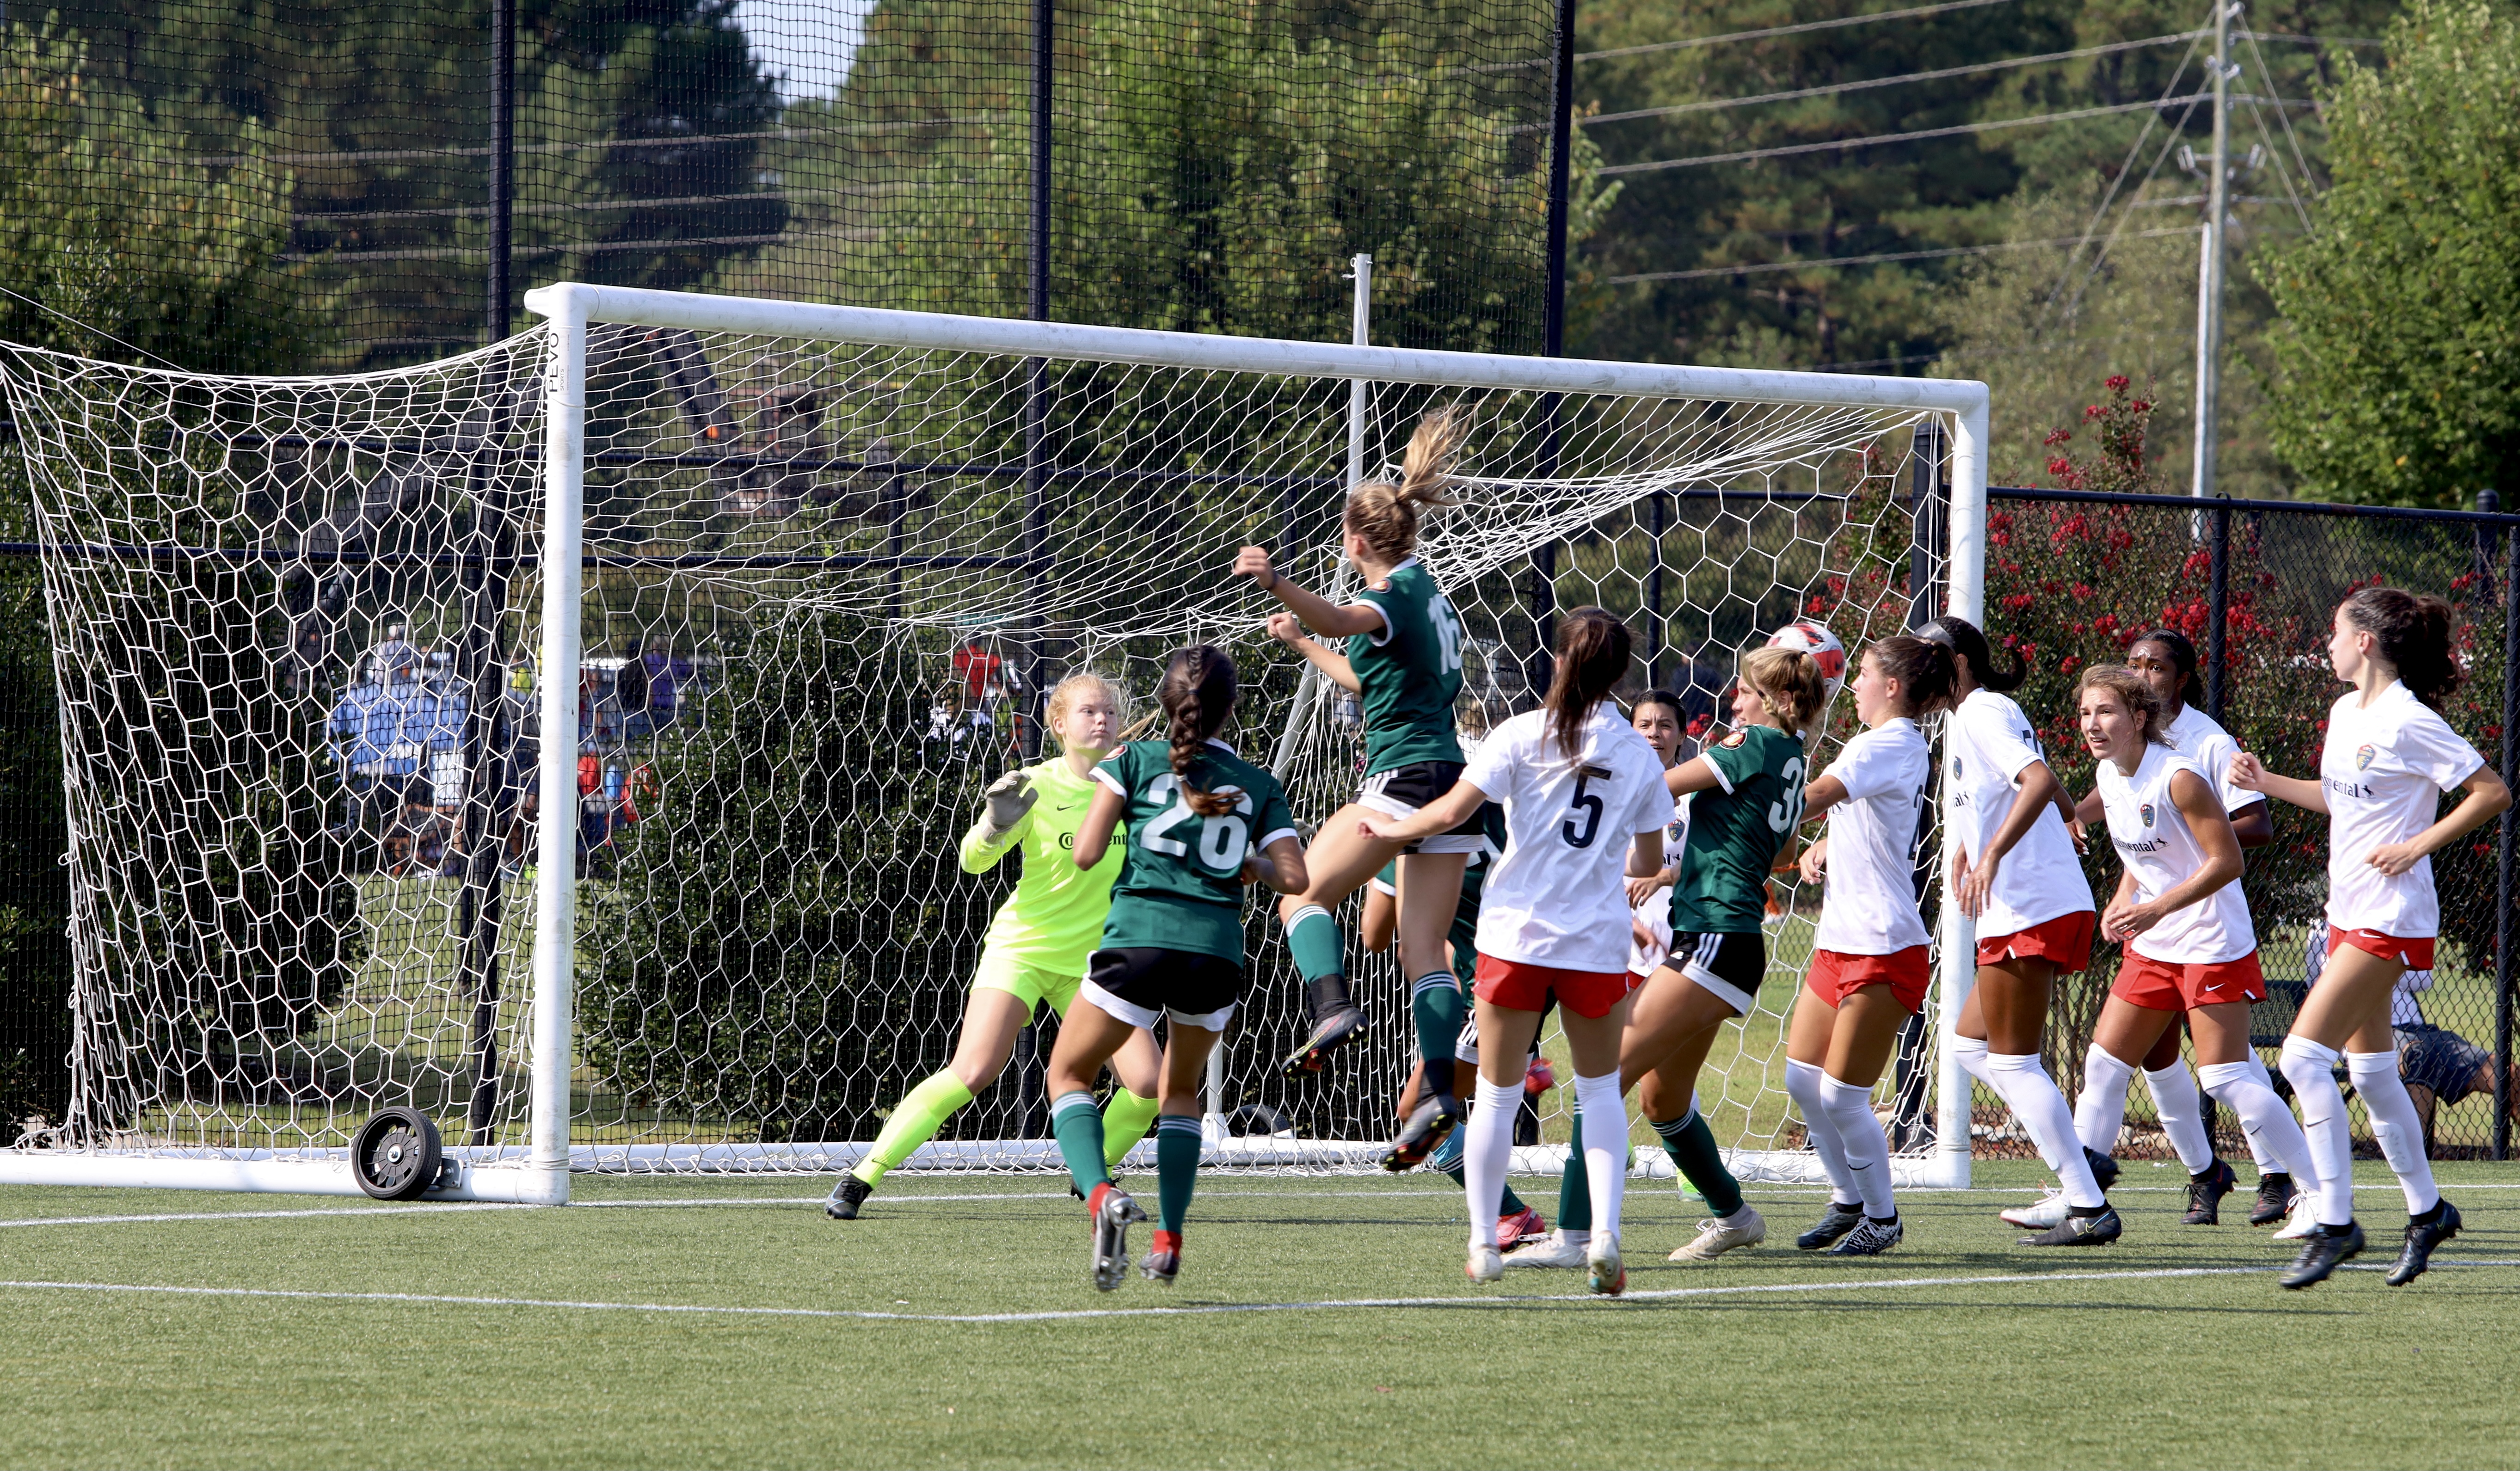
[1947,688,2095,935]
[2096,742,2256,964]
[1812,718,1932,955]
[1625,793,1691,975]
[2320,681,2486,937]
[1465,704,1674,973]
[2163,703,2260,815]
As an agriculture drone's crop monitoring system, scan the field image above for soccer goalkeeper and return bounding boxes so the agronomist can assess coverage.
[825,672,1165,1220]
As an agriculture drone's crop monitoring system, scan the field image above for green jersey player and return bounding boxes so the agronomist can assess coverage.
[1232,406,1488,1169]
[1050,646,1307,1291]
[824,673,1166,1222]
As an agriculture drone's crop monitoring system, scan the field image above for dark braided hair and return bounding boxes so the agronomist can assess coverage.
[1160,645,1240,816]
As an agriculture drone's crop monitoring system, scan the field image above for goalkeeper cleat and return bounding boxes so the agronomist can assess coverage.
[2084,1145,2121,1193]
[1669,1206,1766,1262]
[1088,1183,1147,1293]
[1465,1244,1504,1284]
[824,1175,873,1220]
[1586,1234,1627,1297]
[2279,1220,2366,1289]
[1501,1229,1589,1268]
[2249,1171,2299,1227]
[1495,1205,1547,1253]
[1381,1093,1461,1172]
[2272,1191,2319,1242]
[2000,1189,2070,1231]
[2019,1204,2122,1247]
[1139,1230,1182,1286]
[2182,1158,2238,1225]
[1796,1200,1865,1251]
[1828,1215,1905,1257]
[1280,1003,1367,1077]
[2385,1199,2460,1286]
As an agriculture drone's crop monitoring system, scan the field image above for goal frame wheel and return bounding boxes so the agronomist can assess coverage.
[350,1108,443,1200]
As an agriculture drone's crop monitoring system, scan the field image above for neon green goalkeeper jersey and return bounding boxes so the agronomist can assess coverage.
[959,757,1123,975]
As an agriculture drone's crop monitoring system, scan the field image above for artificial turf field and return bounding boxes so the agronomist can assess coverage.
[3,1161,2516,1470]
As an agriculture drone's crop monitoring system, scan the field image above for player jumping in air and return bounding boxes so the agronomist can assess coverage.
[2232,588,2510,1288]
[827,672,1164,1221]
[1924,615,2118,1247]
[1783,634,1955,1256]
[1363,608,1670,1294]
[1232,407,1485,1167]
[1051,646,1307,1291]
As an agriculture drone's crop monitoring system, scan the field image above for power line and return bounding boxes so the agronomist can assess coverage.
[1598,93,2267,175]
[1577,0,2024,63]
[1604,226,2197,284]
[1583,31,2200,126]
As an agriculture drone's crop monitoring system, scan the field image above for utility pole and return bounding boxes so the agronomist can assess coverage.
[2190,0,2235,500]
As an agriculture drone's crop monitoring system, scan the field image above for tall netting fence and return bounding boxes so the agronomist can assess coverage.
[1984,489,2520,1162]
[1,321,1952,1175]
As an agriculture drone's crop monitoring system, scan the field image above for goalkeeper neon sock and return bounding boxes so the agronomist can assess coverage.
[853,1071,974,1185]
[1557,1105,1592,1236]
[1050,1090,1110,1196]
[1155,1114,1203,1233]
[1285,905,1349,994]
[1411,972,1466,1082]
[1102,1087,1160,1169]
[1652,1107,1744,1218]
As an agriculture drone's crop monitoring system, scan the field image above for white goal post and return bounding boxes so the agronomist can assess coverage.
[0,283,1987,1203]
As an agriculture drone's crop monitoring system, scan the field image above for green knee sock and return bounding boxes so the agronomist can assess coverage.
[1051,1090,1110,1196]
[1285,905,1348,987]
[1102,1088,1160,1169]
[1442,1163,1529,1217]
[853,1071,974,1185]
[1653,1110,1743,1217]
[1411,973,1466,1085]
[1155,1114,1203,1233]
[1558,1106,1592,1233]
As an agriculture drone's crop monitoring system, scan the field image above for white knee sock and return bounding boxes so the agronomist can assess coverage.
[2197,1059,2314,1183]
[2145,1061,2216,1174]
[2346,1050,2440,1216]
[1987,1051,2105,1208]
[1820,1073,1896,1219]
[1463,1075,1522,1249]
[2280,1036,2355,1226]
[2074,1043,2138,1157]
[1952,1035,1993,1088]
[1573,1071,1628,1246]
[1787,1059,1859,1206]
[2243,1056,2284,1174]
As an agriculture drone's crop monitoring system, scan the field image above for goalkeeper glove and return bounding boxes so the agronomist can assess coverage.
[976,769,1039,843]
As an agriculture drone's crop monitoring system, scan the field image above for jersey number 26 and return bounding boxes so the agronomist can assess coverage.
[1141,774,1250,871]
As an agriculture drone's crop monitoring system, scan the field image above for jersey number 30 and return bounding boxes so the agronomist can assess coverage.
[1142,774,1250,871]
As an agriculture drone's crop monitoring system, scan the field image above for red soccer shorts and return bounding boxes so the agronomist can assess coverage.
[1976,910,2095,974]
[2112,949,2267,1011]
[1807,945,1932,1015]
[2326,925,2436,970]
[1474,954,1633,1021]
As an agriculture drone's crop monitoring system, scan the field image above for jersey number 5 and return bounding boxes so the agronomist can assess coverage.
[1563,772,1604,849]
[1765,757,1807,834]
[1142,774,1250,871]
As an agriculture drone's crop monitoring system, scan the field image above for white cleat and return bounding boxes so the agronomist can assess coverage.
[1465,1244,1504,1283]
[1500,1229,1590,1268]
[1669,1206,1767,1262]
[1586,1233,1627,1296]
[2271,1190,2320,1242]
[2000,1190,2071,1230]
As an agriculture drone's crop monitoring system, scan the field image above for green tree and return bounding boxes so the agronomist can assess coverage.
[2262,0,2520,508]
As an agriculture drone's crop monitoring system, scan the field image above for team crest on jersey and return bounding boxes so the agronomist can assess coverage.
[2355,744,2377,770]
[2139,802,2156,828]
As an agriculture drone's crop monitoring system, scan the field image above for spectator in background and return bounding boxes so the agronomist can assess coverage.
[644,638,679,731]
[615,642,651,740]
[368,622,417,685]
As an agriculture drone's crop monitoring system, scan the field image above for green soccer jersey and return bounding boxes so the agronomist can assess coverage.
[1346,558,1465,775]
[958,757,1123,977]
[1093,739,1299,964]
[1667,724,1808,935]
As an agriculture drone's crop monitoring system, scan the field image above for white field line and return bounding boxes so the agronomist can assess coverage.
[4,1261,2517,1326]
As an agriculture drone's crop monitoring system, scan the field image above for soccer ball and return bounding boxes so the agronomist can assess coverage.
[1765,621,1848,708]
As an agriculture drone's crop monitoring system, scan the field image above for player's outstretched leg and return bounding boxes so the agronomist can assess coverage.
[831,1070,973,1219]
[1141,1113,1202,1285]
[1280,903,1365,1075]
[1656,1104,1765,1262]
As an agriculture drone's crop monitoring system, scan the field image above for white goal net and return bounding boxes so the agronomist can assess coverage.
[0,287,1987,1201]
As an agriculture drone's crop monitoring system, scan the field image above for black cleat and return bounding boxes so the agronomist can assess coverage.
[2020,1204,2122,1247]
[1796,1200,1866,1251]
[1381,1093,1461,1172]
[2249,1171,2298,1227]
[1280,1004,1366,1077]
[824,1174,873,1220]
[1828,1215,1904,1256]
[2083,1146,2120,1193]
[2280,1220,2366,1289]
[2385,1199,2460,1286]
[1089,1184,1148,1292]
[2182,1158,2238,1225]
